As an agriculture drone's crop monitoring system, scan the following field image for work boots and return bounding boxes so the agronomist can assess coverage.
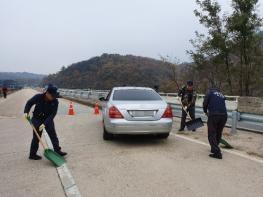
[209,153,222,159]
[56,150,67,157]
[29,154,42,160]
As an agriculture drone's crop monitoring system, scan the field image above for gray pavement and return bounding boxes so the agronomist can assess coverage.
[0,90,64,197]
[0,89,263,197]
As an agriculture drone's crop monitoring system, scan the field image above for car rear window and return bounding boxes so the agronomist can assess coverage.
[113,89,161,101]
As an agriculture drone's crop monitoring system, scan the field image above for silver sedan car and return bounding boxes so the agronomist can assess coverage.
[100,87,173,140]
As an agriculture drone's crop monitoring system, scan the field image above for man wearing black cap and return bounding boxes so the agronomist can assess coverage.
[178,80,197,131]
[24,84,67,160]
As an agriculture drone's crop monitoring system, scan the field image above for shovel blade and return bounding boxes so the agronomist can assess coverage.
[186,118,204,131]
[220,139,233,149]
[44,149,65,167]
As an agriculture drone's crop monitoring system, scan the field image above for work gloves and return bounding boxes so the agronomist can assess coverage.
[183,105,191,111]
[24,113,30,120]
[24,113,45,131]
[39,124,45,131]
[183,106,188,111]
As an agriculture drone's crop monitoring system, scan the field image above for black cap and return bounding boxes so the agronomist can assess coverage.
[46,84,59,98]
[187,80,193,86]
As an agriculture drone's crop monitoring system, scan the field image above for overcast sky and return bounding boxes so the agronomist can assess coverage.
[0,0,262,74]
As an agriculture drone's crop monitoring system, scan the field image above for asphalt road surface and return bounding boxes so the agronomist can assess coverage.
[0,89,262,197]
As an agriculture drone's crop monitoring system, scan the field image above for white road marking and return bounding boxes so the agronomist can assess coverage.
[57,164,82,197]
[43,131,82,197]
[171,133,263,164]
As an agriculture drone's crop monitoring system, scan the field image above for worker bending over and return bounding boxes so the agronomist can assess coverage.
[24,84,67,160]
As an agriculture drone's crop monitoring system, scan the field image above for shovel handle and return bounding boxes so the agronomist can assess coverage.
[173,80,193,120]
[26,117,47,149]
[177,97,193,120]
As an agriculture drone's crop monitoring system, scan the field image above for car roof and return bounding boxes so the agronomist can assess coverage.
[112,86,154,91]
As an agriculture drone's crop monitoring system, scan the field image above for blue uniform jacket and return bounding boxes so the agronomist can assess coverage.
[203,88,227,116]
[24,93,58,126]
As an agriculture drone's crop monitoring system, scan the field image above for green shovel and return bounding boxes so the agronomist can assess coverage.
[220,138,233,149]
[26,117,65,167]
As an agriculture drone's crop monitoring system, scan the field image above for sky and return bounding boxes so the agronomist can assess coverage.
[0,0,262,74]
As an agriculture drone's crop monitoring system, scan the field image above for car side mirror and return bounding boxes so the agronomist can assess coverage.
[99,97,106,101]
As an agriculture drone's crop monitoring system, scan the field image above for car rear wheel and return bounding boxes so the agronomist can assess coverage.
[103,126,114,141]
[158,133,169,139]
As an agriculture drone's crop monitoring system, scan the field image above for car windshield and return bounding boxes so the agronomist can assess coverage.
[113,89,161,101]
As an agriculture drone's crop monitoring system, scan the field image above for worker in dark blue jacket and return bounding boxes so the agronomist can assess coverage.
[203,87,227,159]
[24,85,67,160]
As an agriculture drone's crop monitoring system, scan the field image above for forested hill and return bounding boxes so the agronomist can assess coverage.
[42,54,174,90]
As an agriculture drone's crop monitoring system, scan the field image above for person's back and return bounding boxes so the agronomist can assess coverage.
[203,87,227,159]
[203,88,227,116]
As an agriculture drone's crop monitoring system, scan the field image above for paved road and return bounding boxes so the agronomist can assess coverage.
[0,90,64,197]
[0,89,262,197]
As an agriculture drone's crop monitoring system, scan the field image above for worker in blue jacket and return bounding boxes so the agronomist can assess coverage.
[203,86,227,159]
[24,85,67,160]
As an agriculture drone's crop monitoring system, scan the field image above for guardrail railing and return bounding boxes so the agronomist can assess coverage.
[159,92,239,102]
[58,88,263,134]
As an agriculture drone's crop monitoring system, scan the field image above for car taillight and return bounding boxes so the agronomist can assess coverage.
[162,105,173,118]
[109,106,124,119]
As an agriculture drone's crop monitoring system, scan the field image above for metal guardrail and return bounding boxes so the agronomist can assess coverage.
[159,92,239,102]
[58,88,263,134]
[59,88,109,100]
[168,103,263,134]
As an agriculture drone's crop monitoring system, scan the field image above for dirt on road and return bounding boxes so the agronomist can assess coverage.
[171,118,263,159]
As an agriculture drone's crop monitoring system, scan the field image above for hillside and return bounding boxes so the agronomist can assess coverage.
[0,72,45,80]
[0,72,45,87]
[42,54,175,90]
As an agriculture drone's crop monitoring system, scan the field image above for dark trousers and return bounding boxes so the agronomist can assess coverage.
[207,115,227,155]
[180,106,195,130]
[3,92,7,98]
[30,117,60,156]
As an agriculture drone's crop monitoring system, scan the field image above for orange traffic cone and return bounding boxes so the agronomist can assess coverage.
[94,102,100,115]
[68,101,75,115]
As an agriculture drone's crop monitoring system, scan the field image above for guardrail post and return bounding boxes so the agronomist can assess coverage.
[231,111,238,134]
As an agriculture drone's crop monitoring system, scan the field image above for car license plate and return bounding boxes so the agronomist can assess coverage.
[129,110,156,117]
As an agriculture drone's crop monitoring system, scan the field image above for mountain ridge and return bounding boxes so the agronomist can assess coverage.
[0,72,45,80]
[42,54,175,91]
[0,72,45,87]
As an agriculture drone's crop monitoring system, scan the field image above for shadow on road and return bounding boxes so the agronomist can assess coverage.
[108,134,170,147]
